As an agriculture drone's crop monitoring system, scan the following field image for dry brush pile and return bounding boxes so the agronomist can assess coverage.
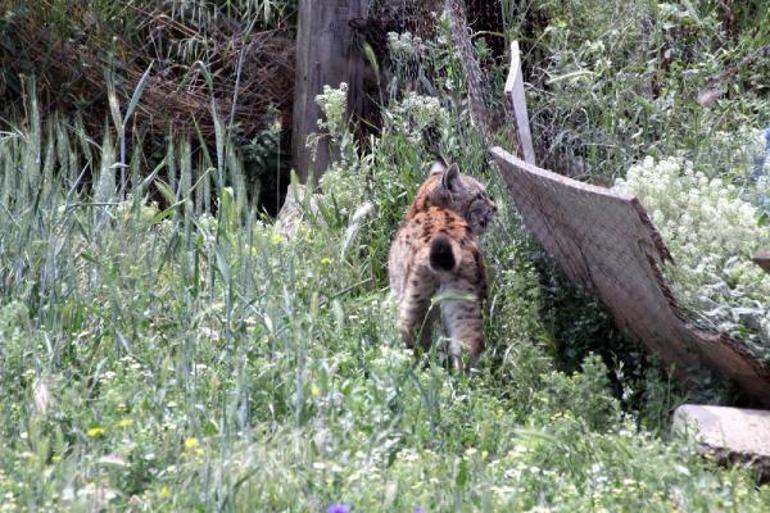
[0,1,295,143]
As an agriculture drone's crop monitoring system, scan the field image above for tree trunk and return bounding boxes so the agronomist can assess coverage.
[291,0,367,183]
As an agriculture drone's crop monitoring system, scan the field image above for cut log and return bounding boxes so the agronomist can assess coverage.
[490,146,770,406]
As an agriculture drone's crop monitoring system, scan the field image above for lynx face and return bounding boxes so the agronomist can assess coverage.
[407,162,498,235]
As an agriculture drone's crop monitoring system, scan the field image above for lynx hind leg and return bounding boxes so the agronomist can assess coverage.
[440,288,485,372]
[396,270,438,352]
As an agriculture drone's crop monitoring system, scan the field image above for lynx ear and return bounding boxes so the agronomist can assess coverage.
[429,161,446,175]
[441,163,461,191]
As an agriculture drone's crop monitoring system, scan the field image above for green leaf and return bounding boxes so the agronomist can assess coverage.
[123,61,154,125]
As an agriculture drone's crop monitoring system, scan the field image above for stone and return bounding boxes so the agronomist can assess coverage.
[672,404,770,479]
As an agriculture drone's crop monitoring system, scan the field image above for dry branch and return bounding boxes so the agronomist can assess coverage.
[443,0,498,148]
[0,6,295,142]
[697,44,770,107]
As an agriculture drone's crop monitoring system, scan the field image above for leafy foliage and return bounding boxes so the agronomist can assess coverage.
[506,0,770,181]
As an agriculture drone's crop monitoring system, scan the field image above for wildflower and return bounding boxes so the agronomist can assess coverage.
[270,233,283,246]
[117,418,133,429]
[315,83,349,134]
[183,437,199,451]
[614,156,770,357]
[87,426,106,439]
[159,486,171,499]
[386,32,426,61]
[389,92,450,145]
[414,508,427,513]
[321,256,333,266]
[327,504,351,513]
[311,385,321,397]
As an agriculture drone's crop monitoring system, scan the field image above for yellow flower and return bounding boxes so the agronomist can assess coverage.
[87,426,106,439]
[159,486,171,499]
[320,257,333,266]
[270,233,283,246]
[117,418,133,429]
[311,385,321,397]
[182,436,204,457]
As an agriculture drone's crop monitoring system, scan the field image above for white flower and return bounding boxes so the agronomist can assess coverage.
[614,156,770,358]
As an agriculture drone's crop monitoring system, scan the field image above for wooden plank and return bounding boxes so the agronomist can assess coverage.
[754,251,770,274]
[292,0,367,182]
[490,146,770,406]
[504,41,535,165]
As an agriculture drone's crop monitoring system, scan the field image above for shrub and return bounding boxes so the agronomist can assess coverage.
[614,156,770,360]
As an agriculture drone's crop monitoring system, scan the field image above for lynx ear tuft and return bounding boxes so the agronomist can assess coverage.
[429,161,447,175]
[441,163,461,190]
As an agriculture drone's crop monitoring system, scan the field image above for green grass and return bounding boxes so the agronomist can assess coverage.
[0,94,768,512]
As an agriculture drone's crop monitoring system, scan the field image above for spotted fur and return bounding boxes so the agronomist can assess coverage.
[388,162,497,367]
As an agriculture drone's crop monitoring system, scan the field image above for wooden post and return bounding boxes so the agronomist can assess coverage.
[292,0,367,183]
[504,41,536,165]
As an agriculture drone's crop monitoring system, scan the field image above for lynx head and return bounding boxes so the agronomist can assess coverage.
[410,161,497,234]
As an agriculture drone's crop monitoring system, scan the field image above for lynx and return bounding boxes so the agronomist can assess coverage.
[388,162,497,367]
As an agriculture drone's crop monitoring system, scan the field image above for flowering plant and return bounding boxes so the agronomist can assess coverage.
[614,156,770,360]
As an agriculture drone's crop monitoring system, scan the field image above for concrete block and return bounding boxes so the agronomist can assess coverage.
[673,404,770,479]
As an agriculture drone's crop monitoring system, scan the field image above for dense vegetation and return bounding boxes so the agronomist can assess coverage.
[0,0,768,511]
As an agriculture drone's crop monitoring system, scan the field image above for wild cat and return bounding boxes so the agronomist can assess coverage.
[388,162,497,368]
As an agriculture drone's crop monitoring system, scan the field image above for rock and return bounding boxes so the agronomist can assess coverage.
[696,87,724,108]
[672,404,770,479]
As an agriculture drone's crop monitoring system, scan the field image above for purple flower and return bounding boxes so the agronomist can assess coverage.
[326,503,351,513]
[414,508,427,513]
